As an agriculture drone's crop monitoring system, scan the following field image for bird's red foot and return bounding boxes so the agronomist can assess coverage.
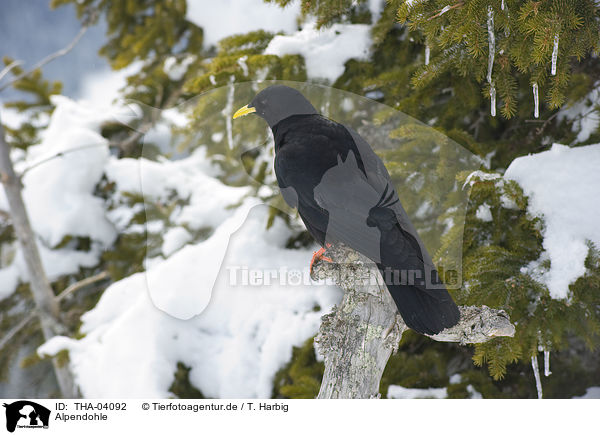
[310,245,332,275]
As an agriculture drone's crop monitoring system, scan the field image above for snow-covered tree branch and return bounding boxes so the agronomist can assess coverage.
[0,119,79,398]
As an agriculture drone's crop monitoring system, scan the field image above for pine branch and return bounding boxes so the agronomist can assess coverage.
[110,86,183,154]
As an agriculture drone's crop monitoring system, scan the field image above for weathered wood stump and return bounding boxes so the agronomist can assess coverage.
[311,244,515,399]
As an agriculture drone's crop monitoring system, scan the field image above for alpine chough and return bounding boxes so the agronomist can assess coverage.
[233,85,460,335]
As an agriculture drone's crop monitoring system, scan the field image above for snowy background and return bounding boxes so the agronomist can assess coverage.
[1,0,599,399]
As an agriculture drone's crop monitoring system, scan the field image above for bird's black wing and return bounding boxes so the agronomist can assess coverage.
[274,123,383,261]
[274,115,459,333]
[343,125,440,276]
[273,114,437,278]
[341,126,460,333]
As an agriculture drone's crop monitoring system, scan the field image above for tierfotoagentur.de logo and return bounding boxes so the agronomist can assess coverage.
[2,401,50,433]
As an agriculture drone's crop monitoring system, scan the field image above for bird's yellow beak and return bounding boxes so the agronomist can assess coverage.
[232,104,256,119]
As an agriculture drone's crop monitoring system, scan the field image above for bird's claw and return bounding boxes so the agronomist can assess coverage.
[310,246,332,275]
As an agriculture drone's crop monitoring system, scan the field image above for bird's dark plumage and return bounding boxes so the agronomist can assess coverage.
[235,85,460,334]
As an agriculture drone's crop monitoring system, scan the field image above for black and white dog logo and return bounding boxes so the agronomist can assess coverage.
[3,401,50,432]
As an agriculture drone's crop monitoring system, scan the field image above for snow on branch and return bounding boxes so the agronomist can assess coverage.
[310,243,515,399]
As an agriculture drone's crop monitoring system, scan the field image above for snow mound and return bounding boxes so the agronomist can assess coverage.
[105,146,253,319]
[146,200,259,320]
[475,203,492,222]
[387,385,447,399]
[161,227,193,257]
[0,95,124,299]
[505,143,600,299]
[557,86,600,144]
[186,0,300,48]
[37,336,74,357]
[68,205,340,398]
[22,95,117,248]
[387,381,482,399]
[0,266,20,300]
[265,22,371,82]
[573,386,600,399]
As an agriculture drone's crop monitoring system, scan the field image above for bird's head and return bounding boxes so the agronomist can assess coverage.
[233,85,318,128]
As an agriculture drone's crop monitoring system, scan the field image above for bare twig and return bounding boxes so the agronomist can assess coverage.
[0,270,110,353]
[427,2,464,21]
[0,60,24,83]
[57,270,109,302]
[0,25,89,93]
[18,143,107,178]
[469,110,486,142]
[525,110,559,133]
[0,311,37,352]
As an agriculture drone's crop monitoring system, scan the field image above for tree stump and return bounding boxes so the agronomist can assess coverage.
[311,244,515,399]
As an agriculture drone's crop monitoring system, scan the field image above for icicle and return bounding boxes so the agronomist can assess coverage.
[500,0,510,36]
[486,5,495,85]
[533,82,539,118]
[237,55,249,76]
[551,34,559,76]
[531,355,543,399]
[322,86,332,118]
[439,5,451,16]
[544,350,552,377]
[486,5,496,116]
[425,44,430,65]
[222,76,235,149]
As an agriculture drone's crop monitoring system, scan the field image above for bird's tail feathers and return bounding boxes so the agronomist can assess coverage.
[384,281,460,335]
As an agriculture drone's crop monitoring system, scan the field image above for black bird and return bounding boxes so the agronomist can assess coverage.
[233,85,460,334]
